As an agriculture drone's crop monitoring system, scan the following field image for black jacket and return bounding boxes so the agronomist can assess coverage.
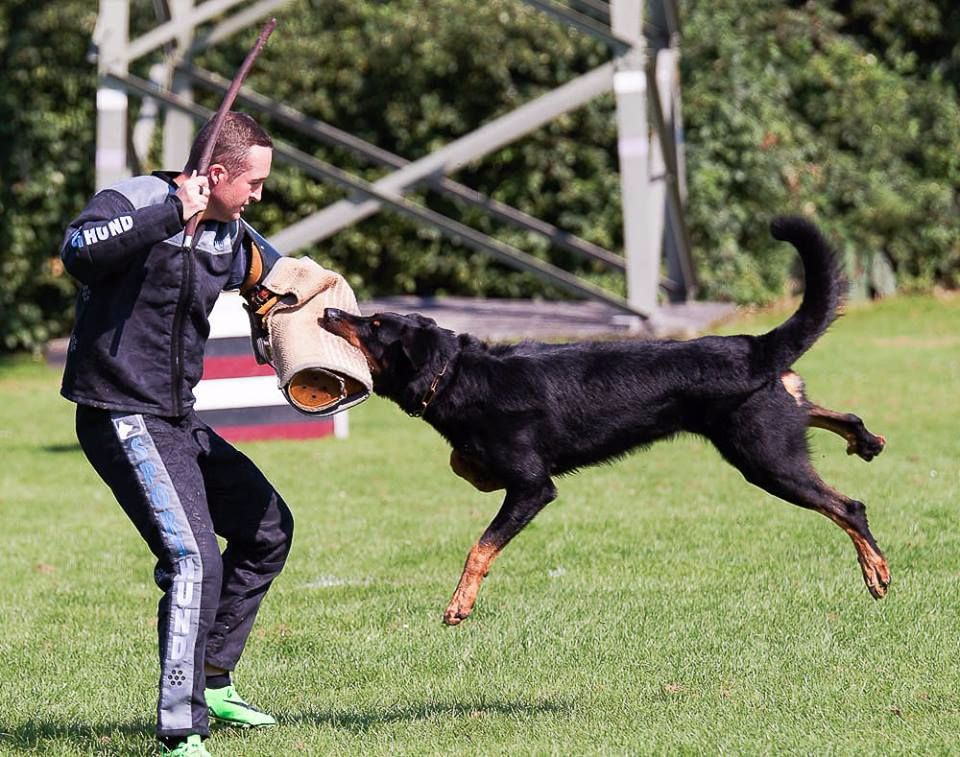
[60,171,279,417]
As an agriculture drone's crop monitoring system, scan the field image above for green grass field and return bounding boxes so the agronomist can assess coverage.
[1,295,959,755]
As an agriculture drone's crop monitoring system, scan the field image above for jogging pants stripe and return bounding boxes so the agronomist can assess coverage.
[110,412,203,734]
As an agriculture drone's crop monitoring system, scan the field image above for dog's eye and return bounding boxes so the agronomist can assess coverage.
[371,319,381,328]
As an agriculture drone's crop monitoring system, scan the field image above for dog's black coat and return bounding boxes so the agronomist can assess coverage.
[323,217,889,624]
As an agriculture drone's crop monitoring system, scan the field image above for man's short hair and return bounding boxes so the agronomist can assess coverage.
[184,111,273,175]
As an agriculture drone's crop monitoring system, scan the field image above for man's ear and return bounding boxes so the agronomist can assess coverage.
[399,325,436,370]
[207,163,228,186]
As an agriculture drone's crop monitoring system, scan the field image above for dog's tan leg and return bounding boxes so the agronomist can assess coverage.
[807,405,886,461]
[443,541,500,626]
[772,469,890,598]
[781,371,886,461]
[709,390,890,601]
[758,473,890,599]
[443,478,557,625]
[823,510,891,599]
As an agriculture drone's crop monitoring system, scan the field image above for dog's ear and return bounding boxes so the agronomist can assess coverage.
[410,314,438,328]
[399,324,436,370]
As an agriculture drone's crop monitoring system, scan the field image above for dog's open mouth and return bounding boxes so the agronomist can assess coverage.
[321,309,382,374]
[320,310,350,340]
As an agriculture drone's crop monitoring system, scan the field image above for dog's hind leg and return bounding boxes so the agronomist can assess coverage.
[443,477,557,626]
[763,470,889,598]
[710,398,890,599]
[807,405,886,461]
[781,371,886,461]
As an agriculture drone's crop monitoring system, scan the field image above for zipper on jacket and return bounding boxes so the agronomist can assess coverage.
[170,241,195,416]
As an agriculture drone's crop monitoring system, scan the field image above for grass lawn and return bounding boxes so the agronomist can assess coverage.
[1,294,958,755]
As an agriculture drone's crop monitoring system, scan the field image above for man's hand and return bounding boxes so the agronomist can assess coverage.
[176,171,210,222]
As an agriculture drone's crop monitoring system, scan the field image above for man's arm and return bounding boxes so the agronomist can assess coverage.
[60,175,208,284]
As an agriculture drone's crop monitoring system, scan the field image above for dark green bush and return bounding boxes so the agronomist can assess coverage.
[0,1,98,351]
[682,0,960,301]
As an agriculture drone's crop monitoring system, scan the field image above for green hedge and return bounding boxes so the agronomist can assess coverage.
[0,1,98,351]
[1,0,958,352]
[682,0,960,302]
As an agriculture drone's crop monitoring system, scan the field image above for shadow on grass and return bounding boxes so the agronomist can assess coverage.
[283,697,575,733]
[1,717,154,753]
[42,443,81,453]
[2,700,573,750]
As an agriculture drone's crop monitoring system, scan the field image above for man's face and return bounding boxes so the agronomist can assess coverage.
[206,145,272,222]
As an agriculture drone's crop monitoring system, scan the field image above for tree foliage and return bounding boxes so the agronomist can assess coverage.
[0,0,98,351]
[1,0,958,352]
[682,0,960,301]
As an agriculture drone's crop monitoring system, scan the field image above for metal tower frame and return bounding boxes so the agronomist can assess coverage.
[92,0,695,319]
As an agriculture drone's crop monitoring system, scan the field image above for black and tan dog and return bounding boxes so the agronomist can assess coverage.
[322,217,889,625]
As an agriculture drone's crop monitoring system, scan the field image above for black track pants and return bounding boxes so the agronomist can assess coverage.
[75,405,294,739]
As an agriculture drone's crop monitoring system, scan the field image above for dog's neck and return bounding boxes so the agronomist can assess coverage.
[407,357,454,418]
[382,335,463,419]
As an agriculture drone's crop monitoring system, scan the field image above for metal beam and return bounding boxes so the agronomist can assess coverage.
[182,64,626,272]
[125,0,248,63]
[103,71,646,317]
[130,0,171,167]
[268,61,616,254]
[661,0,682,40]
[271,144,644,316]
[275,152,641,316]
[104,72,210,124]
[569,0,613,22]
[187,0,292,55]
[520,0,631,54]
[520,0,695,307]
[97,0,695,320]
[613,61,663,315]
[522,0,670,50]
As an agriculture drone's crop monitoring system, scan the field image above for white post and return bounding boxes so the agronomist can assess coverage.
[163,0,195,170]
[611,0,665,317]
[131,63,167,167]
[656,46,685,301]
[333,411,350,440]
[95,0,130,190]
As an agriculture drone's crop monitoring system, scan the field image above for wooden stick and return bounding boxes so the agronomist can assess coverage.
[183,17,277,250]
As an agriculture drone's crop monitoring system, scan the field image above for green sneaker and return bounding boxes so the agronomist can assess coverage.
[205,684,277,728]
[161,734,212,756]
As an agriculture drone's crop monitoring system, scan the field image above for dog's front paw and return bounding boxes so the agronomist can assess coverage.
[443,595,476,626]
[445,542,497,625]
[443,603,471,626]
[859,553,891,599]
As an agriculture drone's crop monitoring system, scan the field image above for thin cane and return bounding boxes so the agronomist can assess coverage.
[182,18,277,251]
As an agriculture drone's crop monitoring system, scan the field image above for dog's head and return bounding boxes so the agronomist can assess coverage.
[321,309,458,413]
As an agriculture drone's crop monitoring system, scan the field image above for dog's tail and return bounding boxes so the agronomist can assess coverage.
[758,216,845,370]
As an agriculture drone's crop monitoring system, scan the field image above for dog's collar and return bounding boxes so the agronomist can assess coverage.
[409,359,451,418]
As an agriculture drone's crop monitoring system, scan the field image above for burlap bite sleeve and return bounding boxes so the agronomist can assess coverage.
[259,256,372,416]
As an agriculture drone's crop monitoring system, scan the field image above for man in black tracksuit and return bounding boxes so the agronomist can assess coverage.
[60,112,292,757]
